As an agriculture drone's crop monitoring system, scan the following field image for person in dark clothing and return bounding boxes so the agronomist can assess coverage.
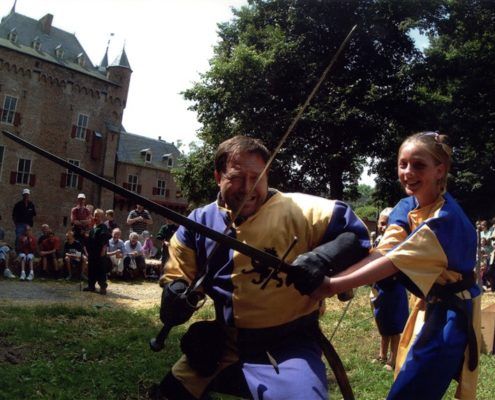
[12,188,36,246]
[83,209,111,295]
[156,221,178,270]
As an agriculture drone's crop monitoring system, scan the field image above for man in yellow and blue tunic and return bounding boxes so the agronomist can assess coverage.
[155,135,370,400]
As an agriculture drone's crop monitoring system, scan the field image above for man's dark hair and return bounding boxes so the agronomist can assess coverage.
[214,135,270,173]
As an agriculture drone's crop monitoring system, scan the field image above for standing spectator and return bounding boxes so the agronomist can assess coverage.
[156,221,178,270]
[0,223,15,279]
[17,226,37,281]
[370,207,408,371]
[107,228,125,277]
[486,233,495,292]
[480,221,493,254]
[63,230,86,281]
[83,209,111,295]
[70,193,92,244]
[123,232,146,279]
[12,188,36,246]
[104,209,118,231]
[126,204,153,236]
[39,230,62,278]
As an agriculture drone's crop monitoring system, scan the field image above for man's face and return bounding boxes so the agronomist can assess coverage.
[214,152,268,218]
[136,205,144,212]
[77,198,85,206]
[113,230,121,240]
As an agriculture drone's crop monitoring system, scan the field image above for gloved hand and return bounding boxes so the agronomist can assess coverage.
[285,251,328,295]
[286,232,368,296]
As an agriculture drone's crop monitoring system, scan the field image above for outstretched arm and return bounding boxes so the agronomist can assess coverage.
[311,255,398,300]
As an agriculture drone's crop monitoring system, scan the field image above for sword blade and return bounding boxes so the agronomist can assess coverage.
[2,129,289,271]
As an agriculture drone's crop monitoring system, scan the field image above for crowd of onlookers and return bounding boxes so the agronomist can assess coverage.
[0,189,178,294]
[479,218,495,292]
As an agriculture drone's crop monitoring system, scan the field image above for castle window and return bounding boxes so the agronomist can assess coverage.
[72,113,89,140]
[162,153,174,167]
[0,146,4,181]
[8,28,17,43]
[66,160,80,188]
[127,174,139,192]
[77,53,85,67]
[1,95,18,125]
[32,37,41,51]
[16,158,31,185]
[155,179,167,196]
[55,44,64,59]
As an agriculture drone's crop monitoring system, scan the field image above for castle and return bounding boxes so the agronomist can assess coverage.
[0,5,188,241]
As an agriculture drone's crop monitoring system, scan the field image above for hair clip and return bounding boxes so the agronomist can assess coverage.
[420,131,440,141]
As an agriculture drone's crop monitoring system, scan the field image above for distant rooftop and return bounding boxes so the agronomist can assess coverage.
[0,9,129,82]
[117,132,181,169]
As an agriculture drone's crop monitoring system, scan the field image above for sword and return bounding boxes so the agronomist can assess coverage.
[2,129,291,273]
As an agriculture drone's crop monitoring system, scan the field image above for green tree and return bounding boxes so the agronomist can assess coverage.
[419,0,495,217]
[181,0,436,203]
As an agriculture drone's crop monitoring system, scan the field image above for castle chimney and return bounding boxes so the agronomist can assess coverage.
[39,14,53,34]
[158,136,162,141]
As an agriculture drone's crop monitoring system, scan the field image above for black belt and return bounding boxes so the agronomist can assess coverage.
[427,273,478,371]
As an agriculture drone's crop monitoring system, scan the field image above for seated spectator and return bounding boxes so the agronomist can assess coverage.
[17,225,36,281]
[105,209,118,232]
[123,232,146,280]
[37,224,50,246]
[107,228,125,277]
[39,230,62,278]
[141,230,157,259]
[0,226,15,279]
[63,230,87,281]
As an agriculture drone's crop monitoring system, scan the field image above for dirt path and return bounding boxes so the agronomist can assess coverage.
[1,277,495,310]
[0,278,162,309]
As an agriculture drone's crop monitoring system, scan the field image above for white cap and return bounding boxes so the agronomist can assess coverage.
[22,188,30,195]
[77,193,86,199]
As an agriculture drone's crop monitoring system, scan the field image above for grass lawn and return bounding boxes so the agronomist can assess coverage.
[1,287,494,399]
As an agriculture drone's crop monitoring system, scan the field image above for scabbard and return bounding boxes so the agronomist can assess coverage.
[315,326,355,400]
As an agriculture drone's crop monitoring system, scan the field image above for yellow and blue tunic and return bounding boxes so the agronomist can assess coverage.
[164,190,370,399]
[375,192,480,400]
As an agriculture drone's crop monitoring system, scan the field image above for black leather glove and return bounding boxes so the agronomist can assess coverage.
[286,232,368,296]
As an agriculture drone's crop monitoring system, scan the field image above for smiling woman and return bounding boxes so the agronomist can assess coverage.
[313,131,481,400]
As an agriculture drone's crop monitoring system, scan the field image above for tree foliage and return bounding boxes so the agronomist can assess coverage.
[181,0,436,204]
[176,0,494,219]
[419,0,495,217]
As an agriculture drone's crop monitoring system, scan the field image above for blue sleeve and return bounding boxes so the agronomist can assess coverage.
[324,201,370,250]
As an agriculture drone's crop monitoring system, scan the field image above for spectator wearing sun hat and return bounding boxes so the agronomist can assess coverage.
[70,193,92,244]
[12,188,36,247]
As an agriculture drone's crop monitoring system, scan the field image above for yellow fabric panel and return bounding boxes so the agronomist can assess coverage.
[394,297,425,377]
[385,224,447,297]
[162,235,198,284]
[229,192,334,328]
[373,224,408,255]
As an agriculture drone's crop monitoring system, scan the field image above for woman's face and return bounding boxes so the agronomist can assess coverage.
[398,142,446,207]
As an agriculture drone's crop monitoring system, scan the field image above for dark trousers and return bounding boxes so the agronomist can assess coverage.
[87,255,107,289]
